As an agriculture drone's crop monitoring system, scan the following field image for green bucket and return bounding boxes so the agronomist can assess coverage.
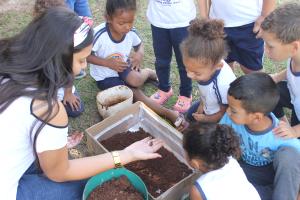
[82,167,148,200]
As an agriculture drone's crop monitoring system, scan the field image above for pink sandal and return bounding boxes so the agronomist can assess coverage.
[173,95,192,113]
[150,88,173,105]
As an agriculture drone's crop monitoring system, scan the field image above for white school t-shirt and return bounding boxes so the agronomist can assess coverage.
[197,61,236,115]
[287,59,300,121]
[147,0,196,29]
[195,157,261,200]
[209,0,263,27]
[0,97,68,200]
[90,23,141,81]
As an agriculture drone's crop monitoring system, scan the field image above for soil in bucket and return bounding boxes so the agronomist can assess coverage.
[88,175,144,200]
[100,129,192,198]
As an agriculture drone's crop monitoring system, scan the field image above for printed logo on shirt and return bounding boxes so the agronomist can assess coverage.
[107,53,125,62]
[154,0,181,6]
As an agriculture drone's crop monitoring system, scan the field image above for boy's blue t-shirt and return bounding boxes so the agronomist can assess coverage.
[220,113,300,166]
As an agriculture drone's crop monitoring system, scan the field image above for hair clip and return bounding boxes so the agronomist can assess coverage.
[73,16,93,48]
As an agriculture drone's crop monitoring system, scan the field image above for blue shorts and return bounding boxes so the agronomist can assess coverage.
[96,67,131,90]
[224,22,264,71]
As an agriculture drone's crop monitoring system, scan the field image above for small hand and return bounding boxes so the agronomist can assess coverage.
[253,15,265,38]
[129,52,143,71]
[192,113,207,122]
[124,137,163,161]
[67,131,84,149]
[273,120,298,139]
[106,58,128,72]
[63,92,80,111]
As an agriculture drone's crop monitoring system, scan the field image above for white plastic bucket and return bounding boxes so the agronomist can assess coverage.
[96,85,133,118]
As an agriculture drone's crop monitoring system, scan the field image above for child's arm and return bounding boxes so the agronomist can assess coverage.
[190,185,204,200]
[130,43,144,71]
[270,69,287,83]
[198,0,211,19]
[87,54,128,72]
[253,0,276,34]
[273,121,300,139]
[63,87,80,111]
[192,104,227,123]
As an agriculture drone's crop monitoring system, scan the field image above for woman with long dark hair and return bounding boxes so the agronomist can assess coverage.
[0,7,163,200]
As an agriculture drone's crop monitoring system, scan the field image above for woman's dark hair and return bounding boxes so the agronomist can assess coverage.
[183,123,241,170]
[105,0,136,17]
[0,7,93,157]
[181,18,227,65]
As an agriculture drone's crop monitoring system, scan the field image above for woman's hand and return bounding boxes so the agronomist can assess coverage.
[124,137,163,161]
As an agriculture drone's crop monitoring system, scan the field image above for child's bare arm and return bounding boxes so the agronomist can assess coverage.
[87,54,128,72]
[254,0,276,34]
[193,104,227,123]
[270,69,287,83]
[198,0,210,19]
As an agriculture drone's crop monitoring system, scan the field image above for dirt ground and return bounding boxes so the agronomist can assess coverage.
[0,0,34,13]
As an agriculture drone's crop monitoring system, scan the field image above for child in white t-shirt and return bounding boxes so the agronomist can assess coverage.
[88,0,156,91]
[181,19,236,123]
[199,0,276,74]
[183,123,260,200]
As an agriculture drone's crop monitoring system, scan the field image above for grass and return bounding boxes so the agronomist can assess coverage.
[0,0,288,153]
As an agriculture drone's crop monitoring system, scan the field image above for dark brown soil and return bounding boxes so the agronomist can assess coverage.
[100,129,192,197]
[88,175,144,200]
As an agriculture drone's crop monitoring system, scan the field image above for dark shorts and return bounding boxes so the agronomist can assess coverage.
[225,22,264,71]
[96,67,131,90]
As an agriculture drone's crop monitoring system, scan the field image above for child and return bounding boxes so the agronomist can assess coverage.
[87,0,188,131]
[87,0,157,91]
[220,72,300,200]
[199,0,276,74]
[183,123,261,200]
[181,19,236,123]
[0,7,163,199]
[147,0,197,113]
[260,2,300,139]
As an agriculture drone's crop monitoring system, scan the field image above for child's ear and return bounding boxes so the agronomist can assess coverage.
[216,61,224,70]
[105,14,112,23]
[291,40,300,55]
[251,112,264,123]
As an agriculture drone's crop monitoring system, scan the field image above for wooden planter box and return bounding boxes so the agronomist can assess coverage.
[86,102,199,200]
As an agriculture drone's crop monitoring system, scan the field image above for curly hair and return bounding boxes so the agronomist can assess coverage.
[180,18,228,65]
[183,122,241,170]
[33,0,66,17]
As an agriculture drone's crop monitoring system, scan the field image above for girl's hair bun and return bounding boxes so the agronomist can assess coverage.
[189,19,225,40]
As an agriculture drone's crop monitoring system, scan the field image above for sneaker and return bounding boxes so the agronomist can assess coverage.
[75,70,86,79]
[150,88,173,105]
[173,95,192,113]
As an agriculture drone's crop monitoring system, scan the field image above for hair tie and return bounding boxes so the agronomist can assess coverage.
[73,16,93,48]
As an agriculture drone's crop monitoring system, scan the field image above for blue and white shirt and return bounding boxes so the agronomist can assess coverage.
[220,113,300,166]
[90,23,142,81]
[197,61,236,115]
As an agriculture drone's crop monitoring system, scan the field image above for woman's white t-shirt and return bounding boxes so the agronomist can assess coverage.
[0,97,68,200]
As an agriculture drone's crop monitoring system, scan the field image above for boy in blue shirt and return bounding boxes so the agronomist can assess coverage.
[220,72,300,200]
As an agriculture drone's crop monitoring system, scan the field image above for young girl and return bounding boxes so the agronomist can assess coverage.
[181,19,236,123]
[147,0,197,113]
[0,7,163,199]
[88,0,188,131]
[87,0,157,90]
[183,123,261,200]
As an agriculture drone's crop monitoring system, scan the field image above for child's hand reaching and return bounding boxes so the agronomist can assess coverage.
[129,52,143,71]
[63,91,80,111]
[105,57,128,72]
[192,103,206,122]
[273,120,299,139]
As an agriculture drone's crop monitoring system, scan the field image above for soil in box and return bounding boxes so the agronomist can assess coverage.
[88,175,143,200]
[100,129,192,197]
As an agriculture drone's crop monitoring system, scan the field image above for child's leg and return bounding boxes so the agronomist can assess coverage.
[63,90,84,118]
[170,26,192,98]
[151,25,173,92]
[224,23,264,74]
[124,68,157,88]
[17,162,87,199]
[272,147,300,200]
[239,160,274,199]
[272,81,294,123]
